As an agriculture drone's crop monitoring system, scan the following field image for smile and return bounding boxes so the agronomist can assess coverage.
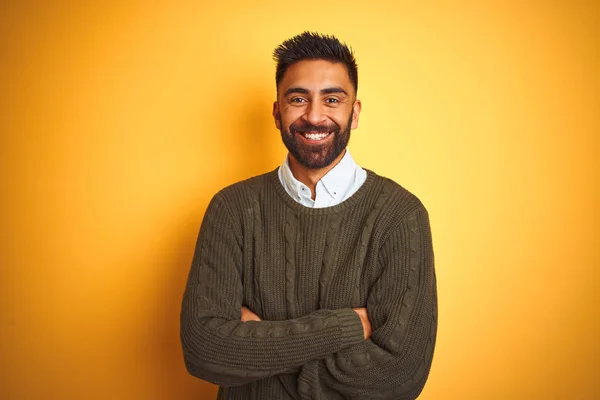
[300,132,332,141]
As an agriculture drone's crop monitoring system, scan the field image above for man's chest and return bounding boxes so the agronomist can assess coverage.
[238,211,385,321]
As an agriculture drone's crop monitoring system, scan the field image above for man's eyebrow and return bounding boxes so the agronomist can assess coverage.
[283,87,348,97]
[321,87,347,96]
[284,87,310,96]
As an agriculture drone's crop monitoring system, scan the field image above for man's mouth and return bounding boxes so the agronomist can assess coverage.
[298,131,332,141]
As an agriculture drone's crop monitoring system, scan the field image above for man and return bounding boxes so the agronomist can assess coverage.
[181,32,437,399]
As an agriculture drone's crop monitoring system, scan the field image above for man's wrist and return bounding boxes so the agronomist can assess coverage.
[336,308,366,348]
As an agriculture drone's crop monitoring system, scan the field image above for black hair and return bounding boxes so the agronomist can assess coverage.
[273,31,358,93]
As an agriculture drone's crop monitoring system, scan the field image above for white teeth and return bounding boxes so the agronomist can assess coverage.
[304,132,329,141]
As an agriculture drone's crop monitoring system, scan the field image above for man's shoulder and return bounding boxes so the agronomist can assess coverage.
[211,169,278,208]
[220,169,276,193]
[367,170,428,217]
[369,170,423,204]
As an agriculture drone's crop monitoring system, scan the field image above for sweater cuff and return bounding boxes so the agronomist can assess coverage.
[335,308,365,349]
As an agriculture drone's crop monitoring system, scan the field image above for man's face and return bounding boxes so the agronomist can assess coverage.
[273,60,362,170]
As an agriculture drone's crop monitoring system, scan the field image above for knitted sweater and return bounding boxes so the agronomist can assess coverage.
[180,169,437,399]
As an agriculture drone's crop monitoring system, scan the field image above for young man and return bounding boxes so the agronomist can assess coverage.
[181,32,437,399]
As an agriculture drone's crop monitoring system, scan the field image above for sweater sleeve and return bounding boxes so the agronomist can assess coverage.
[180,194,365,387]
[297,205,437,400]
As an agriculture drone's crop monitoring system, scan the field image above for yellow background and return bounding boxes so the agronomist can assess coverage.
[1,1,598,399]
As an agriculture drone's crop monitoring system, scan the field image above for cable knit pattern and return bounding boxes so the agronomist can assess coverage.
[181,169,437,399]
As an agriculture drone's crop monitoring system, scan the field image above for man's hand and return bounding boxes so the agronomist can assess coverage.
[241,306,261,322]
[353,307,372,340]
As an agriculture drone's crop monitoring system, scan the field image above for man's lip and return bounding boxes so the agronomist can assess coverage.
[292,129,333,134]
[295,131,333,143]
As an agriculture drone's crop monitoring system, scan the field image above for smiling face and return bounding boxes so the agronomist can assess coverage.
[273,59,362,170]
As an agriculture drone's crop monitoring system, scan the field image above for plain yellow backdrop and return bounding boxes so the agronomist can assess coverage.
[1,1,598,399]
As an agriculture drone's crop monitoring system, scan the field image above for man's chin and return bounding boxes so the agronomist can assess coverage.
[293,151,340,170]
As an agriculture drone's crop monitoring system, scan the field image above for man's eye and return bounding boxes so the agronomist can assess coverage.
[291,98,307,103]
[325,98,339,103]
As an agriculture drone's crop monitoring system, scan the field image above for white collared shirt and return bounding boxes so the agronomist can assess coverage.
[277,150,367,208]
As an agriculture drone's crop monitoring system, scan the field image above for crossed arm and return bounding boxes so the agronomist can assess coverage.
[242,306,372,340]
[180,195,437,398]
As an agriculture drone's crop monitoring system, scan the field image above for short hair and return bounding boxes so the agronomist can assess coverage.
[273,31,358,94]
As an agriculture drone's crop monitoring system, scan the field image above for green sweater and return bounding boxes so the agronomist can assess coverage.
[181,169,437,399]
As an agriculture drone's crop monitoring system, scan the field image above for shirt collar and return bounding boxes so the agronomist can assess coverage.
[319,150,357,200]
[280,155,308,201]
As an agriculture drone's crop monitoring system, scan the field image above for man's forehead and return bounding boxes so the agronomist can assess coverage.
[278,59,353,92]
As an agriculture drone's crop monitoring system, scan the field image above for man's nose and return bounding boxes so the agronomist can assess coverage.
[303,101,327,126]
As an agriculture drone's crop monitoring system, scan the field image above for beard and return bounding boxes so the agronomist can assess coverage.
[279,111,353,170]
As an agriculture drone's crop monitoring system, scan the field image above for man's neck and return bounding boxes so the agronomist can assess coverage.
[288,150,346,200]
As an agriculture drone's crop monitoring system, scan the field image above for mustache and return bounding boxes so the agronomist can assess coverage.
[289,121,340,135]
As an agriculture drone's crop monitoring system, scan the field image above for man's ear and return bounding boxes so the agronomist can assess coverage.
[351,99,362,130]
[273,101,281,129]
